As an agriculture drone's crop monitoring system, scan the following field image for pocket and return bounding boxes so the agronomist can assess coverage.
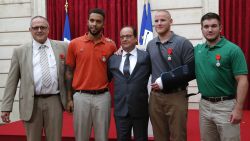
[73,92,79,98]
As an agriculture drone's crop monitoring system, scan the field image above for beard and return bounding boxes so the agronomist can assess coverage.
[88,26,102,36]
[205,33,220,43]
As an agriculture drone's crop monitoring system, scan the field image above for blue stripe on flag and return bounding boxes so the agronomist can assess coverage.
[142,2,153,46]
[63,13,71,42]
[139,3,147,45]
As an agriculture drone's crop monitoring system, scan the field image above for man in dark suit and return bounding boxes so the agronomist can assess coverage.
[108,26,151,141]
[1,16,67,141]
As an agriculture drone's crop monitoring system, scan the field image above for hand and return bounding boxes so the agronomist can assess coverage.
[151,82,161,91]
[1,112,11,123]
[66,100,74,113]
[229,108,243,124]
[114,47,123,55]
[155,77,163,90]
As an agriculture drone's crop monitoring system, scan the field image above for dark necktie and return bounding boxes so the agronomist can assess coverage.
[39,45,52,87]
[123,53,131,78]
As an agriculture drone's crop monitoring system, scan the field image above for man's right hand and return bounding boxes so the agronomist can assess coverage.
[114,47,123,55]
[1,111,11,123]
[66,100,74,113]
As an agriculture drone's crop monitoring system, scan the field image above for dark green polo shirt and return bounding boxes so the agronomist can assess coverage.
[194,37,248,97]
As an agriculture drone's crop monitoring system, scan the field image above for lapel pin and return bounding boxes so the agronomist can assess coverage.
[167,48,173,61]
[216,54,221,67]
[101,51,106,62]
[59,54,65,60]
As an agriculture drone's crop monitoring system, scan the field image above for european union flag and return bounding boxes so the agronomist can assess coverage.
[63,13,71,43]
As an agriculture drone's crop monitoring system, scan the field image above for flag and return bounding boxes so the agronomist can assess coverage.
[139,2,147,45]
[63,12,71,43]
[139,1,153,46]
[142,2,153,46]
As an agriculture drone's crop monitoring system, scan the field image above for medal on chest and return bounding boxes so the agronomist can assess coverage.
[167,48,173,61]
[101,51,106,62]
[215,54,221,67]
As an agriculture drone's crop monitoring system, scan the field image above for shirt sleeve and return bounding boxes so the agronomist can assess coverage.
[181,39,194,64]
[231,47,248,75]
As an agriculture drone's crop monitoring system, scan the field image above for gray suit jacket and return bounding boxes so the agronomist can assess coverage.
[1,40,67,121]
[108,49,151,117]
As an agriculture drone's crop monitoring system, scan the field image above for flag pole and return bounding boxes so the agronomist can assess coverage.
[63,0,71,42]
[65,0,68,13]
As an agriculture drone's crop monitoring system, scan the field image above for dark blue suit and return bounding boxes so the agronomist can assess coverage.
[108,49,151,141]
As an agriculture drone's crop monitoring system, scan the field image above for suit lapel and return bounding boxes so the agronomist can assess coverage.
[50,40,60,75]
[26,43,34,82]
[129,49,142,79]
[115,55,123,74]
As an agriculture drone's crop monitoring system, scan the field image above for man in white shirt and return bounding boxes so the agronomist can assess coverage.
[1,16,68,141]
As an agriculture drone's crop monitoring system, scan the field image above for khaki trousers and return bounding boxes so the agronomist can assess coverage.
[73,91,111,141]
[23,95,63,141]
[149,90,188,141]
[199,99,240,141]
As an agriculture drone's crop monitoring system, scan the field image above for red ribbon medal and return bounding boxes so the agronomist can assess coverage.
[59,54,65,59]
[216,54,221,67]
[101,51,106,62]
[167,48,173,61]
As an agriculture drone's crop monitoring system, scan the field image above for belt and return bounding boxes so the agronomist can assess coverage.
[202,95,235,103]
[76,88,108,95]
[154,86,186,94]
[34,94,59,98]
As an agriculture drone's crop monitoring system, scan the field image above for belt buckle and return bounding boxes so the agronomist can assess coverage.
[208,97,214,102]
[214,97,220,102]
[211,97,222,102]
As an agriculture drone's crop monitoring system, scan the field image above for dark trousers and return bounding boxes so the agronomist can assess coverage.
[115,114,149,141]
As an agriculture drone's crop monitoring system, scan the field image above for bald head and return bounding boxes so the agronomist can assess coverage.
[155,10,172,19]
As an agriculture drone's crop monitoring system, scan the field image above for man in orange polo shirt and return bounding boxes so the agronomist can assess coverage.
[65,8,116,141]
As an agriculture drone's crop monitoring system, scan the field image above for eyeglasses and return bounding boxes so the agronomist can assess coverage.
[120,35,133,40]
[31,26,48,31]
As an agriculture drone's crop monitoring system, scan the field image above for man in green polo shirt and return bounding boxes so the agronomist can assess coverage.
[195,12,248,141]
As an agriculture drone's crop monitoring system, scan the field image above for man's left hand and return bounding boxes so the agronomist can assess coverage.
[230,108,243,124]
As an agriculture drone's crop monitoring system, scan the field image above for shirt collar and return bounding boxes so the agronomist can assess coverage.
[156,31,175,44]
[33,38,51,50]
[122,47,137,57]
[81,33,106,44]
[205,36,226,49]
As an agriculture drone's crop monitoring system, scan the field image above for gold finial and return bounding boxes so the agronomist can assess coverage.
[65,0,68,13]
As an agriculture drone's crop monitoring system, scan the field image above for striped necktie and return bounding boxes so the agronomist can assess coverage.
[39,45,52,87]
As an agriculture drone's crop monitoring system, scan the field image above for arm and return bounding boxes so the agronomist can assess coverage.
[161,39,195,91]
[230,74,248,124]
[114,46,123,55]
[160,59,195,91]
[107,59,113,82]
[1,48,20,123]
[65,65,74,113]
